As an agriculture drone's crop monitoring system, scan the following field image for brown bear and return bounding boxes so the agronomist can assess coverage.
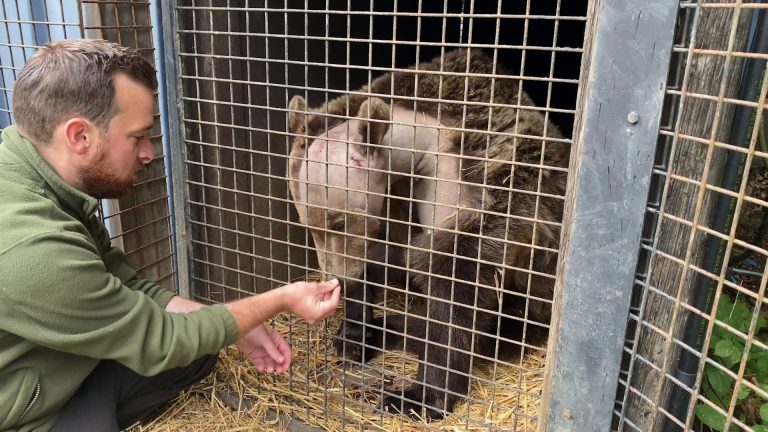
[287,48,568,420]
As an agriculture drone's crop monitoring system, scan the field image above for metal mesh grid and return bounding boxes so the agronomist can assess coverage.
[0,1,81,126]
[0,0,174,290]
[615,1,768,431]
[169,0,587,428]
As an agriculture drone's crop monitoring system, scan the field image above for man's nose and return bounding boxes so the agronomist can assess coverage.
[138,139,154,164]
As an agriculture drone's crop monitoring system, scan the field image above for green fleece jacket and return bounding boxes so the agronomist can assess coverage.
[0,126,240,431]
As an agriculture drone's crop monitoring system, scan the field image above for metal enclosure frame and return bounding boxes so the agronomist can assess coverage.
[152,0,684,430]
[151,0,742,431]
[541,1,679,430]
[0,0,690,429]
[161,0,193,298]
[4,0,768,430]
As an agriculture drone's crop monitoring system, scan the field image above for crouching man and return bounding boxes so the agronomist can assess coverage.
[0,38,340,432]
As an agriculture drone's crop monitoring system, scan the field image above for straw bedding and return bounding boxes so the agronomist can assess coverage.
[131,308,546,432]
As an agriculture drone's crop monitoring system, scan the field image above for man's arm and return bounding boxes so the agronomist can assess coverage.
[164,281,340,372]
[164,290,284,334]
[166,280,340,336]
[165,292,288,371]
[165,295,205,313]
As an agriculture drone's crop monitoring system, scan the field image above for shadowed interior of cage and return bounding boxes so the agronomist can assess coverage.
[614,2,768,432]
[174,1,586,430]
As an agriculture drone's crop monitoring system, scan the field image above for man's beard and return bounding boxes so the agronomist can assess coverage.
[78,145,138,199]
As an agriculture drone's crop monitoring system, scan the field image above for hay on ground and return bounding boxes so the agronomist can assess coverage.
[133,310,546,432]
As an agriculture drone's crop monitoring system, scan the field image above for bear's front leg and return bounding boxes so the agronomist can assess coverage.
[333,278,384,363]
[333,241,408,363]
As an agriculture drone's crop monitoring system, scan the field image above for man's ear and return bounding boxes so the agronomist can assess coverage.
[356,97,391,155]
[62,118,95,155]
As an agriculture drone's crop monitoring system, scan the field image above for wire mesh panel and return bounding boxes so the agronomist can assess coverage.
[0,0,81,128]
[615,1,768,431]
[0,0,174,290]
[164,0,589,429]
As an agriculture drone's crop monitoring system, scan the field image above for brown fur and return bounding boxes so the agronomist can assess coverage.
[287,49,568,420]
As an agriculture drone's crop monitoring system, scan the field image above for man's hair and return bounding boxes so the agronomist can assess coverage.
[12,39,158,145]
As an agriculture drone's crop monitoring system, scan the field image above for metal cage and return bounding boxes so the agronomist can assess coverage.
[615,2,768,432]
[3,0,768,430]
[164,0,588,430]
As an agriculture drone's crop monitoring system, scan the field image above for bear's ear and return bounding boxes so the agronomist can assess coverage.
[356,97,391,153]
[288,95,307,133]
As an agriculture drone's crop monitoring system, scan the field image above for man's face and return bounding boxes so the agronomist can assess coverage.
[79,73,155,199]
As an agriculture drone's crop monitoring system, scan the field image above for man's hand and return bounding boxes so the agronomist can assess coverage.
[225,279,340,336]
[280,279,342,325]
[167,277,340,373]
[235,323,292,373]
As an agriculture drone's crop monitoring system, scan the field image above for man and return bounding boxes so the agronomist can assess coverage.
[0,39,341,431]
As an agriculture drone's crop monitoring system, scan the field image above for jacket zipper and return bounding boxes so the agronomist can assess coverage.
[18,382,40,422]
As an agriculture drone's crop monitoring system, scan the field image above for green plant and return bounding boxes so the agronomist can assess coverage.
[696,295,768,431]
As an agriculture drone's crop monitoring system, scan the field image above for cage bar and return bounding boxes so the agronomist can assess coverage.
[540,1,679,431]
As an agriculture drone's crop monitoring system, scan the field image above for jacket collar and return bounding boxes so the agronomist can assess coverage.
[1,125,99,219]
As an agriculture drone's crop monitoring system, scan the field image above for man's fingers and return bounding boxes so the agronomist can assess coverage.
[253,357,266,372]
[328,285,341,307]
[261,329,284,363]
[320,278,340,292]
[313,285,341,321]
[323,282,339,301]
[273,331,293,371]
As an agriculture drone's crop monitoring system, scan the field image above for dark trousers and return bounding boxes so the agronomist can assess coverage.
[52,355,217,432]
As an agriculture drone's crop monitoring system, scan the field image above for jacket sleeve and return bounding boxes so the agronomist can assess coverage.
[97,222,176,309]
[0,231,240,376]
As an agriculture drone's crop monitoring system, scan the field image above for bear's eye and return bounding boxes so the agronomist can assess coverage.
[330,220,345,232]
